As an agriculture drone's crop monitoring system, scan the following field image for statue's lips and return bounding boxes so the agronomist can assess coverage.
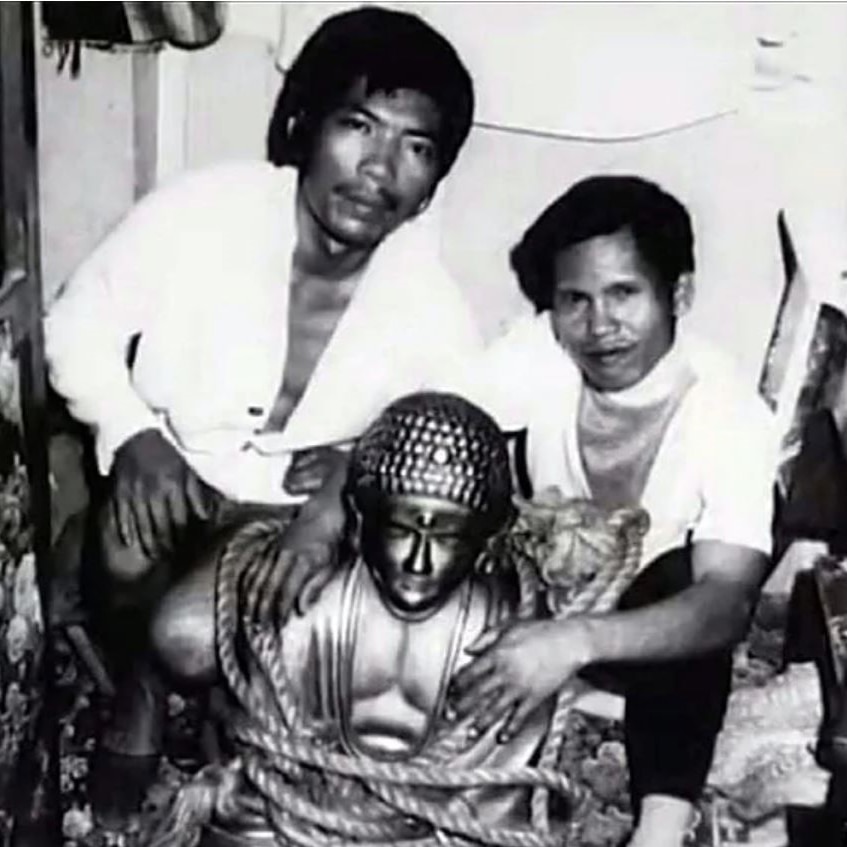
[393,575,437,593]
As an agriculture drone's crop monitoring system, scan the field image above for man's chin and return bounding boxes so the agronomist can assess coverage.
[323,219,394,252]
[581,362,640,393]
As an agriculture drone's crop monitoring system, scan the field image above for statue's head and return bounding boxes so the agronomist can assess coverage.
[347,392,514,621]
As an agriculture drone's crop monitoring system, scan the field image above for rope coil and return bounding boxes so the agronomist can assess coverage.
[151,499,648,847]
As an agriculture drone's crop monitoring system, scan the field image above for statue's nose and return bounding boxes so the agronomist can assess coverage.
[405,536,433,576]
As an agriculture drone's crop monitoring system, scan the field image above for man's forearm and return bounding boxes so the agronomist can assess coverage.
[45,296,157,474]
[578,577,757,667]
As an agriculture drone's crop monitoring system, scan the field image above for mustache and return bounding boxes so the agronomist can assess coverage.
[582,344,632,355]
[337,184,399,213]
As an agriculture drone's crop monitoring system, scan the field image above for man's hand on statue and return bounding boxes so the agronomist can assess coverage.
[448,618,592,743]
[237,448,348,627]
[238,512,340,628]
[284,447,348,496]
[110,428,220,558]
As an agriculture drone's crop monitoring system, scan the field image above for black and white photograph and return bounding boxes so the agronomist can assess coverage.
[3,2,847,846]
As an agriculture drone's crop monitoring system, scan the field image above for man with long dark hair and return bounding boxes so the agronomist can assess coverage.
[45,6,479,825]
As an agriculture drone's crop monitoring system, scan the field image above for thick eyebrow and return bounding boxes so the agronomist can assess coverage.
[601,279,643,290]
[403,127,438,143]
[340,103,378,121]
[341,103,438,141]
[556,276,643,290]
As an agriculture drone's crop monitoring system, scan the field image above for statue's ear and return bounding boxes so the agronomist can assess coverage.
[504,429,533,500]
[343,489,364,554]
[476,511,513,576]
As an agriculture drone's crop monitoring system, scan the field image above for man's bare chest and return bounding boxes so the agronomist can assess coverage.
[264,273,357,431]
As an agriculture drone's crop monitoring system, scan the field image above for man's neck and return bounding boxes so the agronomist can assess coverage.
[294,189,375,282]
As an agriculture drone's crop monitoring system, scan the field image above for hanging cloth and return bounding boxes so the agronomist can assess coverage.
[42,2,225,77]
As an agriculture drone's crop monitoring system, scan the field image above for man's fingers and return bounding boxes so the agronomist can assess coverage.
[283,453,318,494]
[456,677,507,723]
[156,491,178,555]
[113,488,134,548]
[471,689,517,736]
[276,550,321,623]
[285,469,324,497]
[257,564,284,625]
[249,535,289,626]
[131,491,158,560]
[290,451,321,473]
[274,558,300,625]
[185,472,216,522]
[147,490,174,555]
[296,557,336,616]
[451,655,496,700]
[465,625,505,656]
[497,700,537,744]
[166,484,189,534]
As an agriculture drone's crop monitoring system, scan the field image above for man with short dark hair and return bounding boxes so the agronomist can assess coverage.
[445,174,778,847]
[44,6,480,824]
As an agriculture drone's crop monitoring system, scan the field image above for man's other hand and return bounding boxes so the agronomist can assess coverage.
[238,529,338,629]
[449,617,592,743]
[240,448,350,628]
[110,428,220,558]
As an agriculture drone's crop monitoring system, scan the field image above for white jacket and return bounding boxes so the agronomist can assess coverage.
[45,162,482,504]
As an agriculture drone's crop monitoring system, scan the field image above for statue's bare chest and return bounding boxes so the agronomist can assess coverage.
[342,577,473,757]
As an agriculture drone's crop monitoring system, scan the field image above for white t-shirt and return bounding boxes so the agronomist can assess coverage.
[446,313,779,567]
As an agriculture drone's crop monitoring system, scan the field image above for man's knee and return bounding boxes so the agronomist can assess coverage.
[149,573,216,687]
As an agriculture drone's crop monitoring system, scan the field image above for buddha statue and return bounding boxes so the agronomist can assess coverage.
[274,391,526,763]
[168,392,566,847]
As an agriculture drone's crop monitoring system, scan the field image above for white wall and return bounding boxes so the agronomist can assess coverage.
[39,2,847,393]
[155,2,283,181]
[34,2,284,304]
[271,2,847,388]
[36,34,137,305]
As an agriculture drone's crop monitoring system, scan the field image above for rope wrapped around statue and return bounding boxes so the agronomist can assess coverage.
[148,393,650,847]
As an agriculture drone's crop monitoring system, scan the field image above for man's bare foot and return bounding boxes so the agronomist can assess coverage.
[628,794,694,847]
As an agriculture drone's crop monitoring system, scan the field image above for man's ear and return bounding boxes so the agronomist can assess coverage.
[673,272,695,318]
[413,191,434,218]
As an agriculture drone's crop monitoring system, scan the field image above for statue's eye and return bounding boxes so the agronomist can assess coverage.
[385,522,413,539]
[433,533,463,549]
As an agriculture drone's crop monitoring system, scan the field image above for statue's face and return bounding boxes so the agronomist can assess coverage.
[358,494,487,621]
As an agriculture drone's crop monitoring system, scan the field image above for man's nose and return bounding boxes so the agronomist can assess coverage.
[404,535,433,576]
[361,132,399,184]
[587,299,616,338]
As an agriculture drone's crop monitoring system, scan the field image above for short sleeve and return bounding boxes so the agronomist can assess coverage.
[692,391,780,556]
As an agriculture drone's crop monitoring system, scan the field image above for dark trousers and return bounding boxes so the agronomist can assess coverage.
[588,546,734,816]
